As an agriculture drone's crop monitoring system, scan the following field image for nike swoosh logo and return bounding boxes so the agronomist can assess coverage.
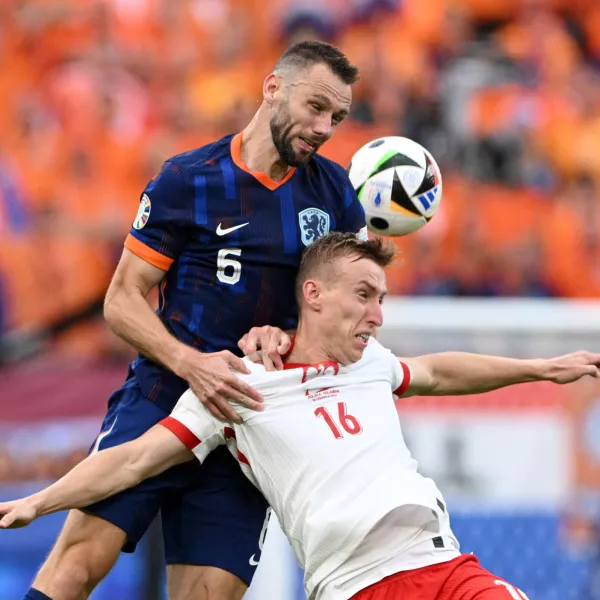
[216,222,249,236]
[249,554,259,566]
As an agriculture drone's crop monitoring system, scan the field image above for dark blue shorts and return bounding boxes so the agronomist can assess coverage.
[86,375,270,585]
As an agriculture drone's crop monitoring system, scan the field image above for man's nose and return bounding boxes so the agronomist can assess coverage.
[368,302,384,327]
[311,114,332,139]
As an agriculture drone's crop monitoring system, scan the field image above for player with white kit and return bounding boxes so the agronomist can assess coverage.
[3,233,600,600]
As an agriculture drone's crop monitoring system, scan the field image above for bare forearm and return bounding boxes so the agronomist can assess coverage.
[26,446,145,518]
[418,352,545,396]
[0,427,192,529]
[104,289,192,376]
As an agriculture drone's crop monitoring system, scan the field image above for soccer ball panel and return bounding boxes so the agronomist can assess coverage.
[348,137,427,190]
[395,165,426,198]
[412,181,442,220]
[367,211,427,236]
[358,170,426,235]
[357,169,394,213]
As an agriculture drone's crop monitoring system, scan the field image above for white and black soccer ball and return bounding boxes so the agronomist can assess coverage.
[348,136,443,236]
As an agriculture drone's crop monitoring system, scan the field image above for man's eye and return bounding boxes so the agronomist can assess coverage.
[310,104,321,112]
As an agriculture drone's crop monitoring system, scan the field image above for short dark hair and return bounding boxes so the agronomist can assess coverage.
[296,232,396,303]
[274,41,359,85]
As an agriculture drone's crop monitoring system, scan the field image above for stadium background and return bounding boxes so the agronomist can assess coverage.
[1,0,600,598]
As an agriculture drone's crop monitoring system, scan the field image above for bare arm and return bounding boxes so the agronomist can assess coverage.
[400,351,600,397]
[104,248,194,375]
[0,425,191,528]
[104,248,262,422]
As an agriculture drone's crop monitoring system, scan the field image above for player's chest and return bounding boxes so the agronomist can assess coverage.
[264,372,396,430]
[195,177,342,256]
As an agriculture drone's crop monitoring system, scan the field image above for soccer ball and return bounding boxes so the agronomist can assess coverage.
[348,137,443,236]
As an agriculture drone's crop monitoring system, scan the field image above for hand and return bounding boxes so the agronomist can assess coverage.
[238,326,293,371]
[178,350,263,424]
[0,498,38,529]
[543,351,600,384]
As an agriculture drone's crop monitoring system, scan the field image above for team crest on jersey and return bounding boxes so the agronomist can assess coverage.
[299,208,330,246]
[301,362,340,398]
[301,362,339,383]
[133,194,151,230]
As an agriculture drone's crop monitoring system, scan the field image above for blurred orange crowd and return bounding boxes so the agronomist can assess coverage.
[1,0,600,357]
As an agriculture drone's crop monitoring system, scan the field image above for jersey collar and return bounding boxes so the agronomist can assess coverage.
[230,132,296,191]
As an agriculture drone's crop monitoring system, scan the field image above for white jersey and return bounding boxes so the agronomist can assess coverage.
[161,339,460,600]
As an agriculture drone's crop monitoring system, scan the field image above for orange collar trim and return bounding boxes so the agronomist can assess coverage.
[230,132,296,191]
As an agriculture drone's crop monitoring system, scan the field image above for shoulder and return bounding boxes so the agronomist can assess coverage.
[309,154,351,184]
[234,359,269,387]
[354,338,395,368]
[305,155,360,216]
[241,358,268,377]
[365,337,389,355]
[168,134,235,174]
[235,359,299,393]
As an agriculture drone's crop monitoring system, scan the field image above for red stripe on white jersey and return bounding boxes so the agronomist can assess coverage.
[160,416,202,449]
[393,361,412,397]
[224,426,252,468]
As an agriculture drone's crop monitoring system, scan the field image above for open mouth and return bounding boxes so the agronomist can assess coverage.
[355,333,370,346]
[298,137,317,152]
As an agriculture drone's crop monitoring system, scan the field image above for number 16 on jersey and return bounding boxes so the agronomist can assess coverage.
[315,402,363,439]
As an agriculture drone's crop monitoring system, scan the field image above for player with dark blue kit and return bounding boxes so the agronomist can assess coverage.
[23,41,367,600]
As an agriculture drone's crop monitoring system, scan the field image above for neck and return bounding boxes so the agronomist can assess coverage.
[241,106,291,181]
[286,321,336,365]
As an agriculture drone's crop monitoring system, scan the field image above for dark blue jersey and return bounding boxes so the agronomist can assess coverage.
[125,132,366,411]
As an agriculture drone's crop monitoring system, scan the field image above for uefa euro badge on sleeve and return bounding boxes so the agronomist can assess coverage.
[133,194,152,230]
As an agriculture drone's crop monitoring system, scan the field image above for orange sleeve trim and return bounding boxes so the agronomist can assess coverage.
[125,234,173,271]
[230,131,296,191]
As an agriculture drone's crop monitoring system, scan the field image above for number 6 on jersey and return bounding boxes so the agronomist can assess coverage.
[217,248,242,285]
[315,402,363,439]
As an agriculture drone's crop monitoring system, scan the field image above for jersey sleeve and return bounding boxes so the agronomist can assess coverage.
[392,360,412,398]
[338,177,367,239]
[368,338,412,397]
[124,160,194,271]
[159,389,224,463]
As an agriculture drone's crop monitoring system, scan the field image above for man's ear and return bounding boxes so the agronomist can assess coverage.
[263,73,281,105]
[302,279,323,311]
